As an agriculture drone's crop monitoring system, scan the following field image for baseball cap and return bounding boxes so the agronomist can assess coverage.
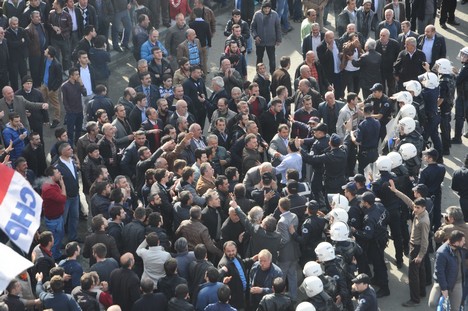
[312,122,328,133]
[352,273,371,284]
[329,133,342,147]
[412,184,429,197]
[357,191,375,204]
[350,174,366,183]
[307,200,320,211]
[370,83,383,92]
[422,147,439,160]
[342,182,357,192]
[308,116,320,124]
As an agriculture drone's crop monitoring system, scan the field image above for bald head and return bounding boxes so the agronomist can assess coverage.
[120,252,134,268]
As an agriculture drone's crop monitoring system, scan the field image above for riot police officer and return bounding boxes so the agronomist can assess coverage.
[365,83,392,141]
[452,47,468,144]
[434,58,456,155]
[290,201,328,264]
[351,273,378,311]
[372,156,404,269]
[301,122,330,208]
[351,103,381,174]
[403,80,427,129]
[351,191,390,298]
[299,133,348,195]
[330,221,362,279]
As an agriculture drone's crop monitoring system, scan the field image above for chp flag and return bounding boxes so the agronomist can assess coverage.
[0,163,43,253]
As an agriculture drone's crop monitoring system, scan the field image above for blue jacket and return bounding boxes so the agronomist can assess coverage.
[2,123,27,161]
[196,282,223,311]
[434,242,465,291]
[140,40,168,62]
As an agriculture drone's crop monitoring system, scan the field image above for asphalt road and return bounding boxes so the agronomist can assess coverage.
[37,3,468,309]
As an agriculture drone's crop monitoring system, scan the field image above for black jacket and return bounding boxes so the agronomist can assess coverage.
[5,26,29,60]
[393,49,426,83]
[148,58,173,86]
[109,268,141,311]
[74,3,97,37]
[258,293,294,311]
[375,38,400,78]
[316,39,343,83]
[302,32,324,59]
[21,143,47,177]
[87,94,114,122]
[167,297,195,311]
[40,58,63,91]
[352,49,382,89]
[54,157,79,197]
[157,275,188,300]
[132,293,168,311]
[416,34,447,67]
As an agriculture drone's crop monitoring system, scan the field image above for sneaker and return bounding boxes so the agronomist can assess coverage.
[50,119,60,128]
[402,300,419,307]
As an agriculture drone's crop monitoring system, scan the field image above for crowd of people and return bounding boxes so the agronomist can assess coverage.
[0,0,468,309]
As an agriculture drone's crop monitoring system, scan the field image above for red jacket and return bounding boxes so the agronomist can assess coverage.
[41,182,66,219]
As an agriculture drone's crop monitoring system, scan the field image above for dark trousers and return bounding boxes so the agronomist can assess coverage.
[440,111,451,152]
[345,134,357,177]
[409,244,426,303]
[369,238,388,288]
[8,58,28,91]
[423,114,443,158]
[0,71,9,97]
[454,96,468,139]
[51,37,71,71]
[293,0,302,19]
[382,73,396,96]
[29,55,43,88]
[358,148,378,174]
[149,0,169,27]
[332,73,344,99]
[256,45,276,75]
[440,0,457,23]
[461,197,468,222]
[362,87,372,101]
[66,112,84,144]
[388,208,404,265]
[194,107,207,131]
[342,70,360,95]
[70,31,80,54]
[432,192,442,230]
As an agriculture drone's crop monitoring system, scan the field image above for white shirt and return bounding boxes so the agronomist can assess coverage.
[68,6,78,31]
[311,35,321,55]
[344,49,360,72]
[136,240,172,289]
[332,42,341,74]
[60,157,77,179]
[80,66,93,96]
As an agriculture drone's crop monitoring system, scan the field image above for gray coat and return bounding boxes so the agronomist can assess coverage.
[276,211,300,262]
[268,134,289,167]
[0,95,44,130]
[250,9,281,47]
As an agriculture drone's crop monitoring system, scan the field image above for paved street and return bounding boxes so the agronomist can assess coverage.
[37,3,468,309]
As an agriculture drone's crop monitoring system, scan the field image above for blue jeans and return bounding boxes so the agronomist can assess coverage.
[63,196,79,241]
[276,0,290,31]
[45,216,64,260]
[112,10,132,48]
[65,112,83,144]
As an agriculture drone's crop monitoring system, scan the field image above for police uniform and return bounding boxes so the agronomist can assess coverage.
[421,87,444,161]
[392,163,413,255]
[396,132,424,179]
[438,73,456,154]
[323,258,354,311]
[355,116,381,174]
[419,162,446,230]
[453,62,468,142]
[412,94,427,129]
[292,214,327,264]
[452,164,468,221]
[365,93,392,140]
[354,201,389,294]
[372,171,404,267]
[355,286,378,311]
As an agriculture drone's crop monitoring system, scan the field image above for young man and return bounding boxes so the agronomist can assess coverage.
[61,68,87,143]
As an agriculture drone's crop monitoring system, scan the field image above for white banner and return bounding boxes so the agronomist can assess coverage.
[0,163,43,253]
[0,243,33,293]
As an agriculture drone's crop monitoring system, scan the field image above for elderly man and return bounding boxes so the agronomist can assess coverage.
[210,99,236,133]
[356,0,377,40]
[376,9,401,40]
[316,31,343,99]
[317,91,345,135]
[249,249,283,310]
[182,66,208,129]
[376,29,400,95]
[177,29,201,69]
[207,134,231,175]
[196,163,216,196]
[0,86,48,129]
[168,99,197,129]
[352,38,382,99]
[207,77,228,122]
[243,162,277,194]
[393,36,426,90]
[416,25,446,67]
[214,59,243,100]
[302,23,323,58]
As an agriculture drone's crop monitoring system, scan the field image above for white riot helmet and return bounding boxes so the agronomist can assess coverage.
[328,208,349,224]
[403,80,422,97]
[303,261,323,277]
[399,143,418,160]
[376,155,392,172]
[457,47,468,62]
[387,151,403,169]
[330,221,350,241]
[396,91,413,106]
[434,58,453,75]
[296,302,316,311]
[419,72,439,89]
[315,242,336,262]
[303,276,324,298]
[400,103,417,119]
[330,194,350,212]
[399,117,416,135]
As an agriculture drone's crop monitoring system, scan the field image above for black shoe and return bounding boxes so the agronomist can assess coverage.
[402,300,419,307]
[462,0,467,4]
[50,119,60,128]
[440,23,448,29]
[370,278,380,286]
[447,20,460,25]
[395,260,403,269]
[376,288,390,298]
[443,150,450,155]
[451,137,463,144]
[464,132,468,138]
[113,46,123,52]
